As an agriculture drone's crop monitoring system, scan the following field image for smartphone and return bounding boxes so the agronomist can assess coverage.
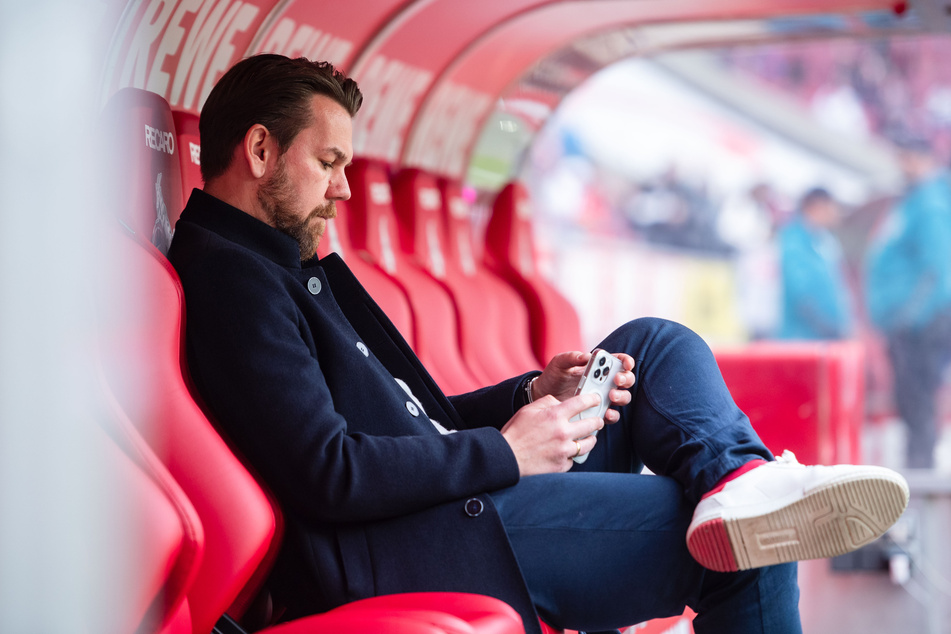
[569,349,622,464]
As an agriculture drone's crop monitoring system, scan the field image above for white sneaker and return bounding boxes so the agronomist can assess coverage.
[686,451,910,572]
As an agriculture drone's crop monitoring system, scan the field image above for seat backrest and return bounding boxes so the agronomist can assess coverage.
[346,159,403,276]
[101,88,184,255]
[391,168,449,279]
[317,200,416,346]
[439,179,541,378]
[100,221,279,634]
[172,110,203,199]
[96,385,201,634]
[485,182,583,364]
[440,180,482,279]
[347,159,482,394]
[391,170,538,382]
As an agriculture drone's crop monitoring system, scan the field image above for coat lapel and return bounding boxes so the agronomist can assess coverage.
[314,253,464,430]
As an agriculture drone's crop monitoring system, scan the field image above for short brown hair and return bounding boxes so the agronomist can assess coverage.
[199,54,362,182]
[800,187,832,211]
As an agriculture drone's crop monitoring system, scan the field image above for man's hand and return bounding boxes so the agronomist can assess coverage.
[532,351,635,424]
[501,393,605,475]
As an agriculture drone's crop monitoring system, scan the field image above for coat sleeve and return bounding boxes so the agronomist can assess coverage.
[178,247,520,526]
[448,372,538,431]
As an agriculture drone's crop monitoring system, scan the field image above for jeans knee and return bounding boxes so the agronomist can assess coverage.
[616,316,679,337]
[607,317,698,350]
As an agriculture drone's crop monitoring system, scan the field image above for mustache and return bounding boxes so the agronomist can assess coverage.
[310,201,337,221]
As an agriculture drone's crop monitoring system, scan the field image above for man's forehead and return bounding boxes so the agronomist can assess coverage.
[304,94,354,158]
[308,93,351,125]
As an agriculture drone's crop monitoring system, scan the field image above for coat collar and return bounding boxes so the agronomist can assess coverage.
[179,188,305,269]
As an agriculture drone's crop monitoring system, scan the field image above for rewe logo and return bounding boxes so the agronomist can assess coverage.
[103,0,266,112]
[352,54,432,162]
[255,17,353,65]
[404,80,492,177]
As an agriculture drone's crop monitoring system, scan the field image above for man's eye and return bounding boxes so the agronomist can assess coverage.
[321,161,333,169]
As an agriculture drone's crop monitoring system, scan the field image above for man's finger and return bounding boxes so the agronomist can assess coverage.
[559,391,602,419]
[569,413,604,442]
[578,433,598,456]
[613,352,635,372]
[611,354,636,389]
[551,350,588,371]
[608,387,632,407]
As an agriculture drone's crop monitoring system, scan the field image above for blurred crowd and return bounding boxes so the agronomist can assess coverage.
[719,36,951,163]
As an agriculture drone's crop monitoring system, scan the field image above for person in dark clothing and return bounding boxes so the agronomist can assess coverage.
[167,54,909,633]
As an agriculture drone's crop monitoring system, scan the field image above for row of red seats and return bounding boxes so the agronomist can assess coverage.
[317,159,583,395]
[100,86,587,634]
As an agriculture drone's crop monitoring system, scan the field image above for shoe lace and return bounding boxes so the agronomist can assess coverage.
[776,449,801,465]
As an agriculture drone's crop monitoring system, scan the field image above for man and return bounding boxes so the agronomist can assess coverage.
[168,55,908,633]
[866,134,951,468]
[778,187,854,340]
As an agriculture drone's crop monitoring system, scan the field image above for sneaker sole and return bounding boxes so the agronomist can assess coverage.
[687,473,909,572]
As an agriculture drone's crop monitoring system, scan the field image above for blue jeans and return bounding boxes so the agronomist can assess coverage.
[490,318,801,633]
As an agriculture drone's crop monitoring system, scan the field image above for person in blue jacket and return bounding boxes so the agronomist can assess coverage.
[167,54,908,634]
[778,187,854,340]
[866,134,951,468]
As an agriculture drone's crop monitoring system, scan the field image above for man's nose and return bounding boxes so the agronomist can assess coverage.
[329,172,351,201]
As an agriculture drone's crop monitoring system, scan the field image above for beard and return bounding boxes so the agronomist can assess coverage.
[258,157,336,260]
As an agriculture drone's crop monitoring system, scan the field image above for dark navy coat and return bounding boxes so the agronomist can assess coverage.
[167,190,541,632]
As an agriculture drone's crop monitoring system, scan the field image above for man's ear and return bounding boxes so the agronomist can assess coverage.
[242,124,275,179]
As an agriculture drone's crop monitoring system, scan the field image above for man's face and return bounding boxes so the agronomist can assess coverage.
[257,94,353,259]
[806,198,840,229]
[897,148,933,184]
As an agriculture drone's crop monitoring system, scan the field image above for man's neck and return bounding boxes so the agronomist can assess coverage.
[203,175,268,226]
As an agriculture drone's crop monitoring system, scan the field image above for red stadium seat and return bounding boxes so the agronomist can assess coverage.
[96,394,200,634]
[100,228,281,633]
[438,178,541,380]
[171,110,203,198]
[390,168,539,383]
[317,201,416,347]
[715,340,866,465]
[101,88,185,254]
[484,181,583,365]
[346,158,483,394]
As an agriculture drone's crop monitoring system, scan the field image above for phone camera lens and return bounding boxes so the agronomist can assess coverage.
[593,368,602,379]
[598,357,606,367]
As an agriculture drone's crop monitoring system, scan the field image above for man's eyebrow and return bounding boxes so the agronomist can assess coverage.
[324,147,350,163]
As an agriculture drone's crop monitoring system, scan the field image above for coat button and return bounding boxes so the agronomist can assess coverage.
[405,401,419,417]
[464,498,484,517]
[356,342,369,357]
[307,277,322,295]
